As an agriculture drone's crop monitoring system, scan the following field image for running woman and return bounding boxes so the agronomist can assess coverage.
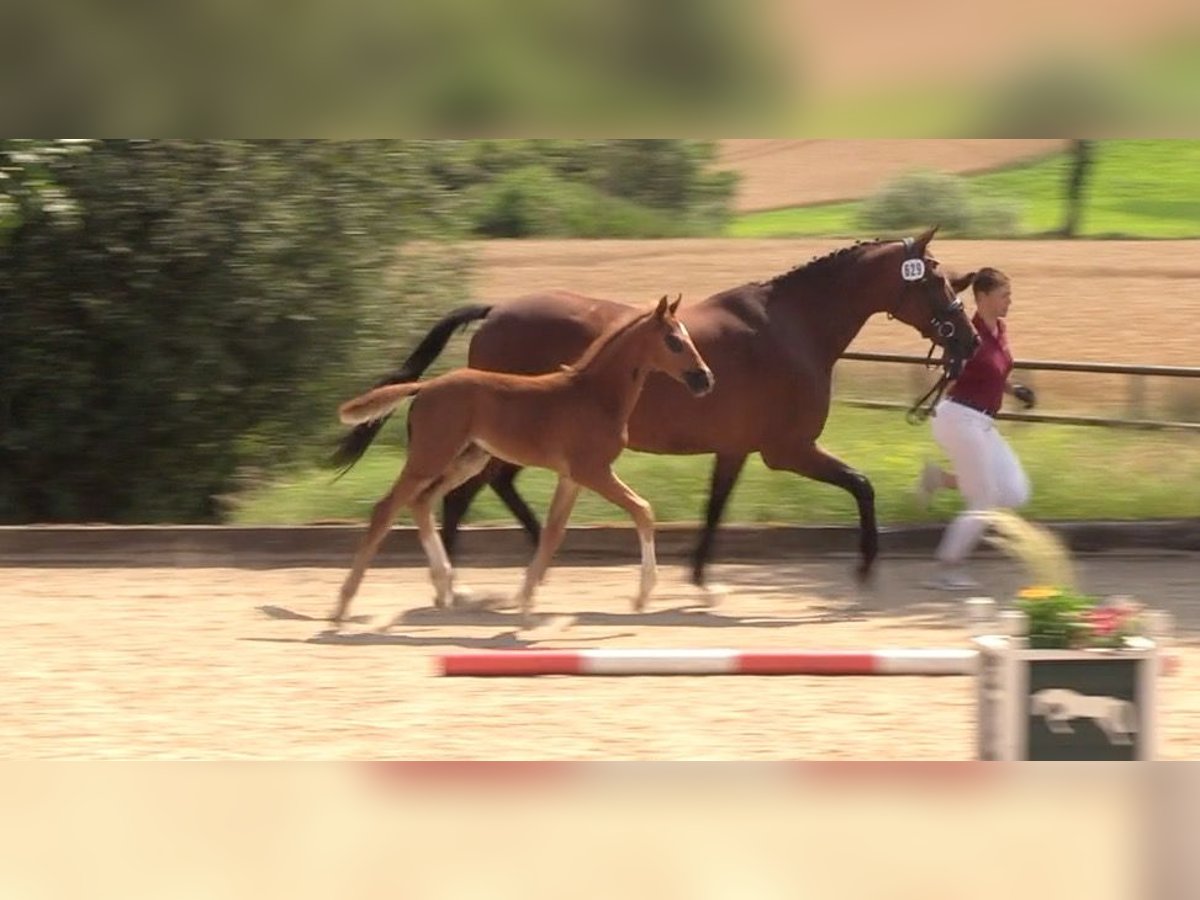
[917,266,1037,590]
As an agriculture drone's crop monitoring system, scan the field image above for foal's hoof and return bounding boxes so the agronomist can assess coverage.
[449,588,476,608]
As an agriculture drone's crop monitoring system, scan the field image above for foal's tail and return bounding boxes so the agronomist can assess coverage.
[338,383,424,426]
[327,303,493,472]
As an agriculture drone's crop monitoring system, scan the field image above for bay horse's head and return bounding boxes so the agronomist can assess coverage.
[644,294,715,397]
[886,226,980,366]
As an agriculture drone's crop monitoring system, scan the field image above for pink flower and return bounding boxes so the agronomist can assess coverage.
[1085,609,1120,638]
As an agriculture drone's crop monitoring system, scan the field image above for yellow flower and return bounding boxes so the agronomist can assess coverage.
[1017,586,1061,600]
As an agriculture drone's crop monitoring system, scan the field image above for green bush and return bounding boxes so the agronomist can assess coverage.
[468,164,571,237]
[857,170,973,236]
[856,169,1024,238]
[968,196,1024,237]
[0,139,470,523]
[469,162,714,238]
[444,140,739,238]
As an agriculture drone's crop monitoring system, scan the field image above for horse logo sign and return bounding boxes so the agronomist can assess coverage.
[1030,688,1138,746]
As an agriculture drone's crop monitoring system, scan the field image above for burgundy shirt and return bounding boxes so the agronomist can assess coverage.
[948,313,1012,416]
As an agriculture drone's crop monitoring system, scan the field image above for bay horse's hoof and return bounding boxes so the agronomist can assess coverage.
[697,583,728,607]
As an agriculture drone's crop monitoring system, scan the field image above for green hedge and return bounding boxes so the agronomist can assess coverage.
[0,140,469,523]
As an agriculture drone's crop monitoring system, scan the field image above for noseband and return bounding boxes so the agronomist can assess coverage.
[890,237,968,425]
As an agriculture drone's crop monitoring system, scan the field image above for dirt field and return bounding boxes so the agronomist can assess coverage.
[716,140,1065,211]
[4,555,1197,760]
[474,238,1200,366]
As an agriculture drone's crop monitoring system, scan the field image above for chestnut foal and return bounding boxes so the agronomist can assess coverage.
[330,294,714,627]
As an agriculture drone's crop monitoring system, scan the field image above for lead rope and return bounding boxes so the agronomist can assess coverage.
[905,343,955,425]
[906,370,952,425]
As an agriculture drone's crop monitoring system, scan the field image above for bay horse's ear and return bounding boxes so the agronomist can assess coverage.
[950,270,977,293]
[668,293,682,314]
[655,294,670,318]
[913,225,940,255]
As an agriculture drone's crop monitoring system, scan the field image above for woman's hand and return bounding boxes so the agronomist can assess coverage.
[1009,383,1036,409]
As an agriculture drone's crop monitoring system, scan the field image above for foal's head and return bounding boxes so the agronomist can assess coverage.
[640,294,715,397]
[885,226,980,363]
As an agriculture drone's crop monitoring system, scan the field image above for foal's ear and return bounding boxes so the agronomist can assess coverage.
[950,270,978,293]
[668,293,682,314]
[655,294,670,318]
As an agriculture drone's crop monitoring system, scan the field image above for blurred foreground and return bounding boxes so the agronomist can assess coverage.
[0,761,1184,899]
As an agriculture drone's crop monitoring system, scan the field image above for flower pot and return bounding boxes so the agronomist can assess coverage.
[968,599,1169,761]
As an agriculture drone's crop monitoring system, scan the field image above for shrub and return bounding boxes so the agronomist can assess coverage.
[469,163,705,238]
[0,140,469,523]
[857,169,1024,238]
[449,140,739,238]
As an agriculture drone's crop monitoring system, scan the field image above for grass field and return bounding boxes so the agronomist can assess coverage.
[230,406,1200,528]
[729,141,1200,239]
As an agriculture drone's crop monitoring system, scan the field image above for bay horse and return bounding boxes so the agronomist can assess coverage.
[332,227,979,599]
[330,294,714,627]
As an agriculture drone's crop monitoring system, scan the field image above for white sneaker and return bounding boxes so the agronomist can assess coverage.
[915,461,944,509]
[922,566,981,591]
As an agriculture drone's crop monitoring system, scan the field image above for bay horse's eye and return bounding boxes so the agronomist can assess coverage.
[665,332,685,353]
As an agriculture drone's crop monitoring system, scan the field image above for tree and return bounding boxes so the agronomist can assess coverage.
[1059,140,1096,237]
[0,140,469,523]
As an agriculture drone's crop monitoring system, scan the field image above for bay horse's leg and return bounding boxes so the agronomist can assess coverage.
[511,475,581,628]
[439,471,489,564]
[690,453,748,602]
[331,465,435,624]
[573,468,658,612]
[441,460,541,562]
[761,440,878,582]
[490,464,543,547]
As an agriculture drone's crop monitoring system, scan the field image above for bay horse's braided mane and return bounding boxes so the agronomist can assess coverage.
[761,238,889,288]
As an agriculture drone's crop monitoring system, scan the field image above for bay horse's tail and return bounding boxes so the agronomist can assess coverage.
[327,304,492,472]
[338,382,424,426]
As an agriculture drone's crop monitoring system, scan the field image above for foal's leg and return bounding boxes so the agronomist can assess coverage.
[511,475,581,628]
[761,439,878,582]
[332,465,435,624]
[573,467,657,612]
[411,445,492,612]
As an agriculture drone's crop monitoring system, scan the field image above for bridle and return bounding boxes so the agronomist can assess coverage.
[886,237,970,425]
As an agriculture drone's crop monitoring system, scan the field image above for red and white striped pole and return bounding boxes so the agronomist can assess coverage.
[439,648,979,677]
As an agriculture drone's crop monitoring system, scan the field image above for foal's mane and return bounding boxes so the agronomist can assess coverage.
[762,238,891,288]
[563,306,657,374]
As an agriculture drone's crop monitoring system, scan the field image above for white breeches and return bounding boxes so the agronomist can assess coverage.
[930,399,1031,564]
